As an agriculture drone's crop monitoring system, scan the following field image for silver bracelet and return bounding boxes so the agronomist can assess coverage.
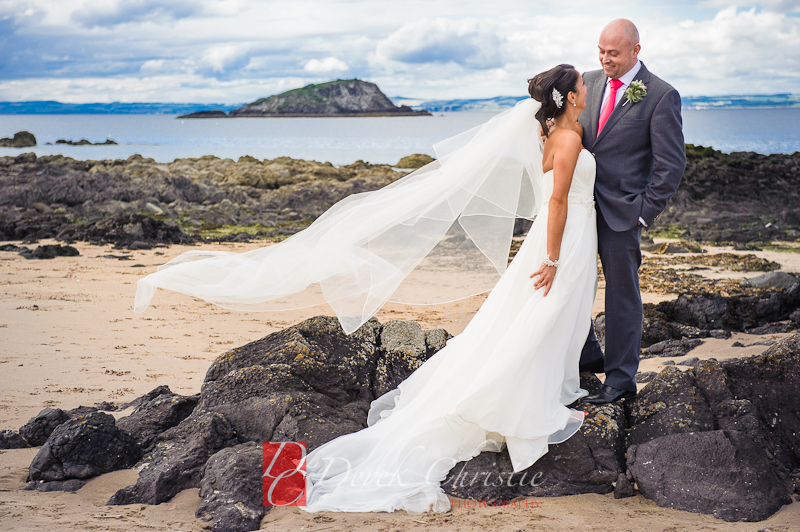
[542,254,560,267]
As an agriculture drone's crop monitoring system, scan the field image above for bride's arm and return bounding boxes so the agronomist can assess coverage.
[530,132,582,296]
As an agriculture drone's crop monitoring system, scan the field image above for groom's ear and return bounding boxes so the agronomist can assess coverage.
[632,43,641,58]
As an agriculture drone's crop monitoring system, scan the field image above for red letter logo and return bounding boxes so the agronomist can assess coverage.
[262,441,307,506]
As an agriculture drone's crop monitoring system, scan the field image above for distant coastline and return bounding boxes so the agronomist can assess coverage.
[1,94,798,115]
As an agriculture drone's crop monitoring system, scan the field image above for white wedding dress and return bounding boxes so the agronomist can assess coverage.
[131,98,599,513]
[303,148,598,513]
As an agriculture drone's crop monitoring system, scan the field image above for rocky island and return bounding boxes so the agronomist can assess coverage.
[179,79,431,118]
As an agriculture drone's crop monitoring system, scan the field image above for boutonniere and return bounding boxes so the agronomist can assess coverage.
[622,80,647,107]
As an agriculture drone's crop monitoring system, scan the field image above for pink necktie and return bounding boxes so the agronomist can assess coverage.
[597,78,624,137]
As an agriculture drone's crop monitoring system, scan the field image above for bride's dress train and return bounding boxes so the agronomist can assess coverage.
[304,149,598,513]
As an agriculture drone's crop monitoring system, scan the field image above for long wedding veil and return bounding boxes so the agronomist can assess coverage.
[134,98,546,333]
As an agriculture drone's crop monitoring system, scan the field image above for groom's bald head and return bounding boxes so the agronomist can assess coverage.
[598,19,641,79]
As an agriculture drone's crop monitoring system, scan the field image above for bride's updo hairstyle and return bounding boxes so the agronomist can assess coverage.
[528,64,579,137]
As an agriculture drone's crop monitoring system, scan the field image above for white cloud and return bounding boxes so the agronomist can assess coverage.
[0,1,797,102]
[376,18,505,69]
[304,57,349,73]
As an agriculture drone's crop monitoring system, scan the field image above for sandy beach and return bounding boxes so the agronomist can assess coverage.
[1,238,799,531]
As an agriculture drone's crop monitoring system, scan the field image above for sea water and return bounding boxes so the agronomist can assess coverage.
[1,107,798,166]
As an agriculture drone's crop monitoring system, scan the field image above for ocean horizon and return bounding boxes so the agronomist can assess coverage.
[1,106,799,165]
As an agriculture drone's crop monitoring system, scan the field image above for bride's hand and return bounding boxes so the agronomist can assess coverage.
[530,265,556,296]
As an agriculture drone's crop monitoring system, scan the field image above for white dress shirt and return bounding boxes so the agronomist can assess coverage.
[599,60,648,227]
[600,60,642,110]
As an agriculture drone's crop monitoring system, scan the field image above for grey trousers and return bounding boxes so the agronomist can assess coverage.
[580,208,643,393]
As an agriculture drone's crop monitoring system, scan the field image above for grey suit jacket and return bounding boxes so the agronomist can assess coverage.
[578,62,686,232]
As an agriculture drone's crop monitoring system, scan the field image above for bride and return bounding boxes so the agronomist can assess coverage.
[135,64,596,513]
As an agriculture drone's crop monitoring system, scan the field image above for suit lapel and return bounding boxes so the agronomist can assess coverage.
[594,62,653,146]
[589,75,606,144]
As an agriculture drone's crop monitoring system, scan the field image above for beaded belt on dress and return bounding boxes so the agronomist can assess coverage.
[567,195,595,214]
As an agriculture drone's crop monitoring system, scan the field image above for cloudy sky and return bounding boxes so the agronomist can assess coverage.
[0,0,798,103]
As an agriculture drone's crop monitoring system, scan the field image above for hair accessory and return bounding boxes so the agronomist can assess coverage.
[552,88,563,108]
[542,254,560,267]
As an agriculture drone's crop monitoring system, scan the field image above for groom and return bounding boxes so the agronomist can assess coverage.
[577,19,686,404]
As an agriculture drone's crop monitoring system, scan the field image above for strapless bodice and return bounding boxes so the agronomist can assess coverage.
[542,149,596,212]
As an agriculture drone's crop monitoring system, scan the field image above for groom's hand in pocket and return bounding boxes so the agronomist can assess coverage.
[530,265,556,296]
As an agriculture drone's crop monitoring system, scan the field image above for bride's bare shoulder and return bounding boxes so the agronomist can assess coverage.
[548,128,582,154]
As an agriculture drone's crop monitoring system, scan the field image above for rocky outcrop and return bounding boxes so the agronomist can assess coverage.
[11,317,800,529]
[53,138,117,146]
[228,79,430,117]
[656,146,800,243]
[0,430,30,449]
[0,153,405,246]
[28,411,140,482]
[624,335,800,521]
[108,409,238,506]
[396,153,435,168]
[177,110,227,119]
[588,283,800,355]
[19,244,79,259]
[0,131,36,147]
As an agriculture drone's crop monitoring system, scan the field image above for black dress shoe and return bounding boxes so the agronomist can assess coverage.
[579,358,605,374]
[581,384,636,404]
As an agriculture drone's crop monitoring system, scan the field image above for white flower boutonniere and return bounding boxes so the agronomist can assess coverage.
[622,80,647,107]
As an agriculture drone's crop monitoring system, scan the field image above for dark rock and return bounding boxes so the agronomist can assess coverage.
[0,429,30,449]
[642,284,800,344]
[55,138,117,146]
[634,371,657,384]
[116,392,199,453]
[732,341,745,347]
[22,479,86,492]
[29,411,140,482]
[61,213,193,249]
[628,430,791,521]
[119,385,174,410]
[613,473,636,499]
[19,407,70,446]
[741,272,799,289]
[0,243,27,252]
[443,398,625,500]
[107,409,238,506]
[721,334,800,481]
[643,338,704,359]
[65,405,99,418]
[677,356,700,366]
[178,110,228,119]
[0,131,36,147]
[19,244,80,259]
[627,366,714,447]
[745,322,796,335]
[0,215,72,243]
[94,401,118,411]
[196,442,265,532]
[662,360,675,365]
